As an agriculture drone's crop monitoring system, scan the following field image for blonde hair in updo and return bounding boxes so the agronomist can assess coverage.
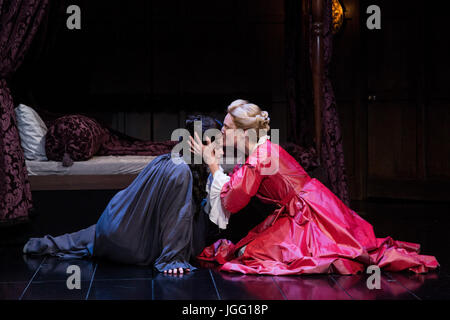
[227,99,270,138]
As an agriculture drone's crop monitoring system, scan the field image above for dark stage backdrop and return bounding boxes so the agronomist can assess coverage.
[9,0,448,202]
[10,0,288,142]
[331,0,450,201]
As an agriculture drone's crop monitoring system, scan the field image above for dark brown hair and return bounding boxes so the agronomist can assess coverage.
[184,114,222,210]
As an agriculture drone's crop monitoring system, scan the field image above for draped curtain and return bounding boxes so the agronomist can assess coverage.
[0,0,49,225]
[320,0,349,205]
[285,0,314,149]
[285,0,349,206]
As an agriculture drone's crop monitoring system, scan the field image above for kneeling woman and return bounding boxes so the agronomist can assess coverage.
[190,99,439,275]
[23,115,222,274]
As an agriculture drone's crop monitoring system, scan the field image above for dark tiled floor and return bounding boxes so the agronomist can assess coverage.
[0,200,449,300]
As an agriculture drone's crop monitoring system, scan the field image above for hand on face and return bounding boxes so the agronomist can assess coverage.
[188,131,222,165]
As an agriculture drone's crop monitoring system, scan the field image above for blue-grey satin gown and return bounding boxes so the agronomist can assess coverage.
[23,153,210,272]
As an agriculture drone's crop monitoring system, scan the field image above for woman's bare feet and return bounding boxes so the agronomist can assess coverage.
[163,267,191,275]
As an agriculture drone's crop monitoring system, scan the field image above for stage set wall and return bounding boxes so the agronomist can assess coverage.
[10,0,450,202]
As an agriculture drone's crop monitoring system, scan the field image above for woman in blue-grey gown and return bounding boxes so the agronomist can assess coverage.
[23,115,223,274]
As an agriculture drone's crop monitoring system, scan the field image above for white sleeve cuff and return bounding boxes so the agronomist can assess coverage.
[208,167,231,229]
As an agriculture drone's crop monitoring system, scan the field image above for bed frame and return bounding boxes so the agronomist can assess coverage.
[29,174,139,191]
[28,0,325,191]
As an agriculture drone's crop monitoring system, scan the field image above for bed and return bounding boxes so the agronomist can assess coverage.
[26,155,157,191]
[26,155,242,191]
[15,106,178,191]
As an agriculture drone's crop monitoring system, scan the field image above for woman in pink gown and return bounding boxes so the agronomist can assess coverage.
[190,99,439,276]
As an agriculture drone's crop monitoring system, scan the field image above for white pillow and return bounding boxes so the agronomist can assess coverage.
[14,104,48,161]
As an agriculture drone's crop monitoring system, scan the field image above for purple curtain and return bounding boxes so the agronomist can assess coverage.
[285,0,349,206]
[0,0,49,225]
[319,0,349,205]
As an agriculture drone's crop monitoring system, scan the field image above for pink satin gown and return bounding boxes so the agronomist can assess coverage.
[197,140,439,275]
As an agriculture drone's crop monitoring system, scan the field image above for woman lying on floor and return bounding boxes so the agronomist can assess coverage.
[190,99,439,275]
[23,115,226,275]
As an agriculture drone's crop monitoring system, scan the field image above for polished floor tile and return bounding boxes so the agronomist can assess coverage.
[94,261,154,280]
[211,270,285,300]
[21,281,91,300]
[330,273,418,300]
[33,257,96,282]
[153,269,218,300]
[385,271,450,300]
[0,247,43,282]
[0,282,28,300]
[88,279,153,300]
[274,275,351,300]
[1,200,449,300]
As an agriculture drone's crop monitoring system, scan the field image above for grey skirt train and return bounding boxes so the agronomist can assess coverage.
[23,153,213,272]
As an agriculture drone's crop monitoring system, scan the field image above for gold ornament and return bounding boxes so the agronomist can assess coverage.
[332,0,344,34]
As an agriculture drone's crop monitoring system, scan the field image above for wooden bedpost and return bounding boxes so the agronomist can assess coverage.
[311,0,324,162]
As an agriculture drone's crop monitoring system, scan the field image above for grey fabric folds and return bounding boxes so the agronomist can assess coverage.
[23,224,95,259]
[94,153,196,272]
[24,153,198,272]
